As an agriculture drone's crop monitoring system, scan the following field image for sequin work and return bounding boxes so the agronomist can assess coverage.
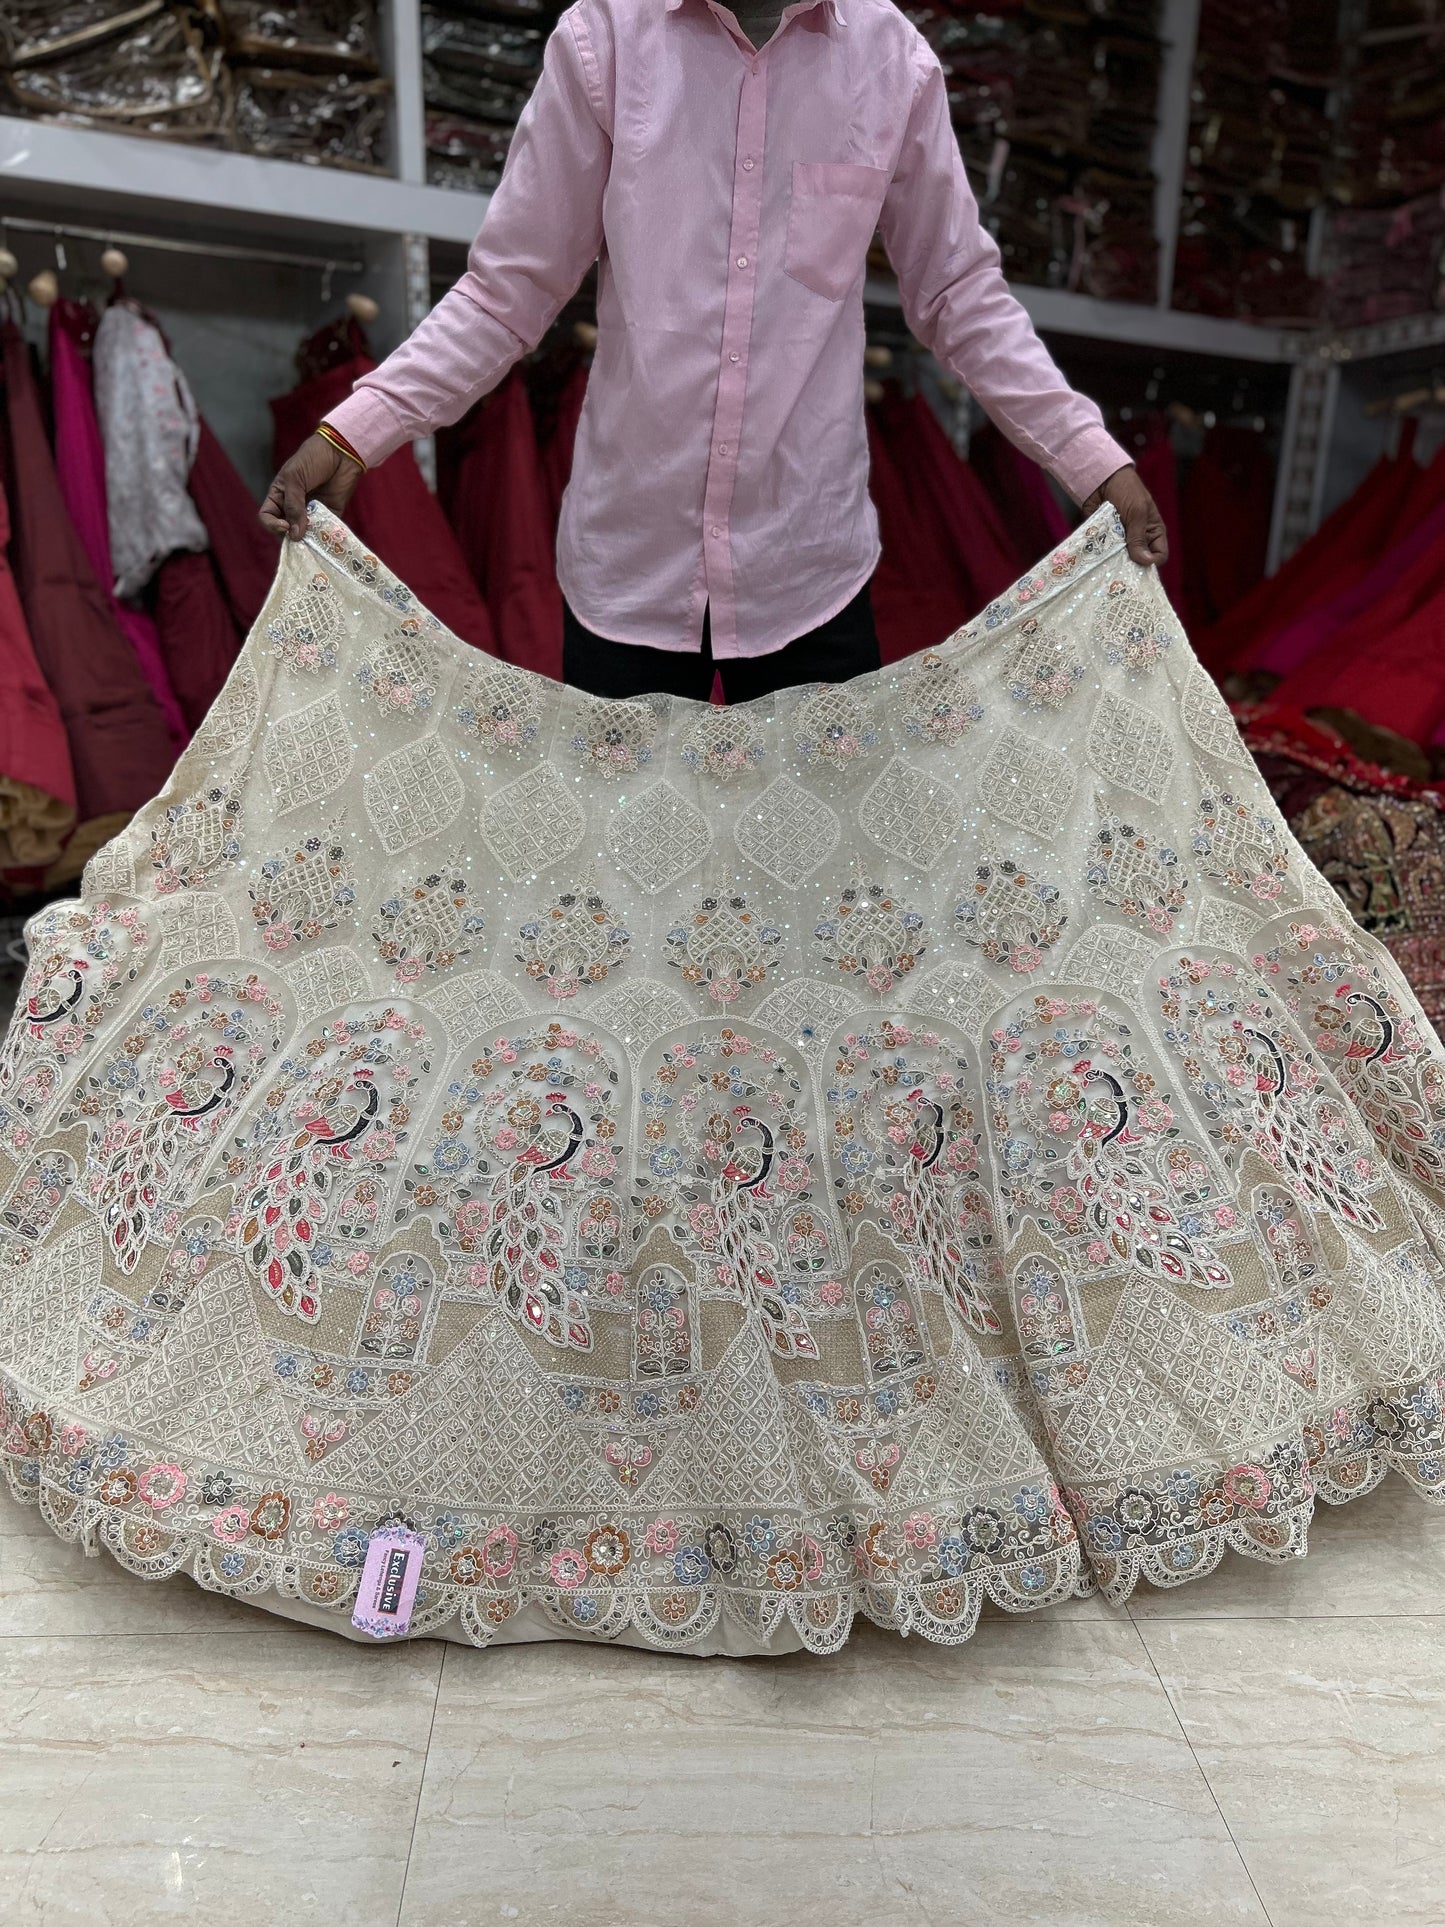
[4,502,1445,1659]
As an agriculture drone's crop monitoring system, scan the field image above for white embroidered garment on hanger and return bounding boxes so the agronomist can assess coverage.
[2,501,1444,1655]
[92,301,208,599]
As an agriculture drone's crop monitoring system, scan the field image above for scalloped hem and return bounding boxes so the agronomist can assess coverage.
[7,1445,1443,1655]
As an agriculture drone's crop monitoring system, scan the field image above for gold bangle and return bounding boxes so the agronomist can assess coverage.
[316,422,367,471]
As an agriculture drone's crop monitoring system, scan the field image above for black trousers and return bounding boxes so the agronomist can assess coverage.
[562,580,881,702]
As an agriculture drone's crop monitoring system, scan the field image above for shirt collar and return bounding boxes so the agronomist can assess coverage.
[666,0,847,24]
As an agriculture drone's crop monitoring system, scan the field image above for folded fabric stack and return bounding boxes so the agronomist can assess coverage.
[1173,0,1337,321]
[0,2,392,171]
[422,0,561,194]
[900,0,1162,302]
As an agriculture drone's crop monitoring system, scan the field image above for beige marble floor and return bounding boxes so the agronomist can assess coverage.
[3,1479,1443,1927]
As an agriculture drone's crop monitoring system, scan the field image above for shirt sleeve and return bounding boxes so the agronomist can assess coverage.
[323,1,613,467]
[878,48,1132,506]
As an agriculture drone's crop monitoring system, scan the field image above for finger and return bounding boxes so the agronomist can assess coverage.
[1127,511,1160,568]
[280,468,309,542]
[259,479,290,540]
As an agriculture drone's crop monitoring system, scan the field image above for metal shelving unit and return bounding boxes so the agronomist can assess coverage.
[0,0,1436,558]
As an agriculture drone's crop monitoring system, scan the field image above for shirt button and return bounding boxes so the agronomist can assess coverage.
[729,351,740,363]
[710,525,722,538]
[736,254,748,269]
[718,443,730,456]
[742,157,755,170]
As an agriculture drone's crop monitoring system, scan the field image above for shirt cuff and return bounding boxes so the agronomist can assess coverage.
[320,387,413,470]
[1048,426,1135,507]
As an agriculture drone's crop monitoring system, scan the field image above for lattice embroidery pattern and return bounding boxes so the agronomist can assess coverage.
[734,776,840,887]
[265,693,354,815]
[452,659,541,752]
[268,570,344,672]
[606,783,712,895]
[1005,616,1084,710]
[1087,689,1175,804]
[373,867,485,985]
[191,661,260,756]
[859,757,961,873]
[795,683,879,766]
[356,624,438,717]
[517,882,631,998]
[956,858,1067,975]
[573,696,658,777]
[1086,815,1189,935]
[681,707,765,780]
[249,829,356,952]
[364,737,465,856]
[665,892,781,1006]
[1092,578,1176,673]
[903,651,983,745]
[479,764,586,882]
[979,728,1077,841]
[1182,661,1251,766]
[11,499,1445,1660]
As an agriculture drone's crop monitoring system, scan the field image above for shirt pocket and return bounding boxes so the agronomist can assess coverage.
[783,160,891,302]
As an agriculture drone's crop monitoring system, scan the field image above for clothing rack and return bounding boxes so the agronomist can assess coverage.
[0,215,365,280]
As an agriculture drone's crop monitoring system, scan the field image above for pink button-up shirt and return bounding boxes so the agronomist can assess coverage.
[326,0,1131,659]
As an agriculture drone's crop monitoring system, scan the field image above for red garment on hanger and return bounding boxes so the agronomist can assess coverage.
[879,390,1022,616]
[0,322,175,834]
[153,550,247,733]
[0,461,76,883]
[1180,425,1274,633]
[1130,420,1185,611]
[188,419,276,634]
[540,361,587,529]
[1196,437,1421,671]
[865,405,970,664]
[438,372,562,678]
[966,422,1070,565]
[48,299,187,747]
[272,353,496,655]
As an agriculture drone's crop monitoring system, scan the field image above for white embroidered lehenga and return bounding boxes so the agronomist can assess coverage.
[3,501,1445,1654]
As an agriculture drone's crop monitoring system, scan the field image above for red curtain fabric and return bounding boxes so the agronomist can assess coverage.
[966,422,1070,566]
[879,390,1024,616]
[865,405,970,664]
[438,372,562,678]
[1131,422,1186,612]
[0,322,175,835]
[1180,425,1274,634]
[271,355,496,655]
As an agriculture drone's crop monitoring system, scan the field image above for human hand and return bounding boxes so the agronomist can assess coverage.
[260,432,363,541]
[1082,463,1169,570]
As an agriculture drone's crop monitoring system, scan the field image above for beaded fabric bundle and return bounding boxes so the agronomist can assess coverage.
[4,500,1445,1655]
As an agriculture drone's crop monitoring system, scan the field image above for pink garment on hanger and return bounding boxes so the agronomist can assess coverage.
[879,389,1022,617]
[966,422,1069,563]
[48,300,188,747]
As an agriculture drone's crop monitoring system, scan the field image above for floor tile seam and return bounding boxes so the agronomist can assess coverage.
[395,1642,449,1927]
[1125,1611,1279,1927]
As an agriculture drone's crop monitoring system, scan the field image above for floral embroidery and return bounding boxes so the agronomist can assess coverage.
[373,868,484,985]
[1006,617,1084,710]
[1193,792,1290,902]
[355,621,437,715]
[1087,816,1188,934]
[814,880,925,993]
[453,660,541,752]
[903,652,983,745]
[796,683,879,765]
[956,859,1066,974]
[249,832,356,952]
[1094,578,1174,673]
[573,697,657,776]
[681,708,765,780]
[151,788,242,894]
[666,893,781,1005]
[517,885,631,999]
[268,571,343,672]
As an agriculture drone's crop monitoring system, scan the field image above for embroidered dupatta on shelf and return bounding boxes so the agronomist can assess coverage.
[4,501,1445,1655]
